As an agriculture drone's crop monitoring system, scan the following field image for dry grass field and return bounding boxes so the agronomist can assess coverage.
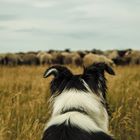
[0,65,140,140]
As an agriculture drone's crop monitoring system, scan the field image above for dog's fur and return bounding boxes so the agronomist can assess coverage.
[42,63,115,140]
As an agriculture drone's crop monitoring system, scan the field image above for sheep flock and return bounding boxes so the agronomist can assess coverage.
[0,49,139,66]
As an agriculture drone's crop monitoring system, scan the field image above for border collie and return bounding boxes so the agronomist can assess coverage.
[42,63,115,140]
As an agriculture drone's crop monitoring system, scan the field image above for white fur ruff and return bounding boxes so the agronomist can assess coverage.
[45,89,109,133]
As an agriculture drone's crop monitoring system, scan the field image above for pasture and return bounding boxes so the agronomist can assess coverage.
[0,65,140,140]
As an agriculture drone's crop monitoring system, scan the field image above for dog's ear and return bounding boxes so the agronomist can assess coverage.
[103,63,115,75]
[83,62,115,76]
[43,65,73,78]
[83,63,115,99]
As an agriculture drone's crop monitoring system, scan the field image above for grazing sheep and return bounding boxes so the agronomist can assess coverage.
[91,49,103,55]
[3,53,22,66]
[77,51,87,58]
[21,53,40,65]
[61,52,82,66]
[124,50,140,65]
[0,54,6,65]
[42,63,115,140]
[104,50,119,60]
[104,50,132,65]
[83,53,114,67]
[71,52,83,66]
[61,52,72,65]
[51,52,64,64]
[37,51,53,65]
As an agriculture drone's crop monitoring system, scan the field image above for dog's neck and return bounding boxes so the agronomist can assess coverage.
[49,89,109,133]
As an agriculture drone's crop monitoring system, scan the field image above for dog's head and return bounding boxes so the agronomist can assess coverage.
[43,63,115,100]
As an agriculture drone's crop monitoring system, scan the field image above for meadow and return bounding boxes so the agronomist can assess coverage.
[0,65,140,140]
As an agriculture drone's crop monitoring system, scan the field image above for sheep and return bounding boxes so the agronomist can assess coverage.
[0,54,6,65]
[2,53,22,66]
[20,53,40,65]
[37,51,53,65]
[51,52,64,64]
[124,50,140,65]
[83,53,114,67]
[61,52,82,66]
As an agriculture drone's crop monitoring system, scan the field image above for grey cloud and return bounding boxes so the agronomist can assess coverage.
[0,26,8,30]
[0,14,18,21]
[0,0,140,52]
[16,28,42,33]
[15,27,98,39]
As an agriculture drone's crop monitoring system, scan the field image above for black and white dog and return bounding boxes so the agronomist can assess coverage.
[42,63,115,140]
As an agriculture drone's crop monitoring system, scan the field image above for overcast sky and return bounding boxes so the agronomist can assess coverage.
[0,0,140,52]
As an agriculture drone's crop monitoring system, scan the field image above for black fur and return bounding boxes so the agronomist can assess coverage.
[42,123,114,140]
[44,65,88,95]
[44,65,72,79]
[82,63,115,99]
[44,63,115,99]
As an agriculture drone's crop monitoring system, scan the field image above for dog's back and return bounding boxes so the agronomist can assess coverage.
[42,123,114,140]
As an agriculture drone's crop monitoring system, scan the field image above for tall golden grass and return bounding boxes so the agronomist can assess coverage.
[0,65,140,140]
